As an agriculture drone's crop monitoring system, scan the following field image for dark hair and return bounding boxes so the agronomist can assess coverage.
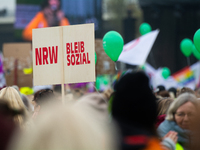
[33,89,54,105]
[157,90,170,97]
[112,71,157,135]
[156,85,166,94]
[168,87,177,98]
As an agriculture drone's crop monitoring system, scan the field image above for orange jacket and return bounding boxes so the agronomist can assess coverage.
[22,11,70,41]
[124,136,165,150]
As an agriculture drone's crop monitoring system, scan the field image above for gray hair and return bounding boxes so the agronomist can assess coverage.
[166,93,198,121]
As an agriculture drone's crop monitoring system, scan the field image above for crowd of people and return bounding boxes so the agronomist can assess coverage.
[1,0,200,149]
[1,70,200,150]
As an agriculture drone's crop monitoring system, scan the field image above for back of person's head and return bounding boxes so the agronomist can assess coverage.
[75,93,109,123]
[33,89,55,106]
[9,103,116,150]
[0,87,25,110]
[112,71,157,134]
[157,90,170,97]
[176,87,195,97]
[156,85,166,95]
[166,93,197,121]
[168,87,177,98]
[0,87,27,126]
[0,100,22,150]
[157,97,173,116]
[12,85,33,113]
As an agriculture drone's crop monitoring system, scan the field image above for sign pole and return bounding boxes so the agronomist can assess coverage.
[60,28,65,104]
[61,83,65,104]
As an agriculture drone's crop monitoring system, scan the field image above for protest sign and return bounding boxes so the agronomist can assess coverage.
[3,43,32,87]
[63,24,95,84]
[32,24,95,102]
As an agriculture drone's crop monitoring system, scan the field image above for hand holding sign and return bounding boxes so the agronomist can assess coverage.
[102,31,124,61]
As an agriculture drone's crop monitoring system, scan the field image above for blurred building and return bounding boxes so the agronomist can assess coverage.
[1,0,200,73]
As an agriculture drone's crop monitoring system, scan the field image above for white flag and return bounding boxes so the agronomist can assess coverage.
[118,29,159,65]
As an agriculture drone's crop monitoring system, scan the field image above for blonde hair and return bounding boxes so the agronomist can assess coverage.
[166,93,197,121]
[10,103,117,150]
[0,87,27,126]
[157,98,173,116]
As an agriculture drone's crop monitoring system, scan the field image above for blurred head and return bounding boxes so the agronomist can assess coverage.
[75,93,109,123]
[0,87,26,126]
[156,85,165,95]
[10,104,116,150]
[48,0,60,10]
[176,87,195,97]
[12,85,32,112]
[0,100,22,150]
[157,90,170,97]
[168,87,177,98]
[33,89,55,106]
[166,93,197,129]
[112,71,157,134]
[157,97,173,116]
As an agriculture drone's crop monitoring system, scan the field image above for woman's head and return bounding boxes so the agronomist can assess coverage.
[0,87,25,111]
[0,87,26,126]
[166,93,197,129]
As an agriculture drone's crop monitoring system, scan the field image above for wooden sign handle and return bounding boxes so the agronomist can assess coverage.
[61,83,65,104]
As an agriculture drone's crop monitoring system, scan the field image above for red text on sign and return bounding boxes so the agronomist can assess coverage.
[66,41,90,66]
[35,46,58,65]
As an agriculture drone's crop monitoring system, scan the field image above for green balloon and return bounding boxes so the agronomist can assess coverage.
[103,77,109,85]
[139,23,152,35]
[141,65,145,70]
[193,45,200,60]
[103,31,124,61]
[194,29,200,53]
[95,52,97,64]
[180,38,193,57]
[96,77,101,90]
[162,67,170,79]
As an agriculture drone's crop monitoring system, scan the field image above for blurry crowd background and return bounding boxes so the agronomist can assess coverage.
[1,0,200,73]
[1,0,200,150]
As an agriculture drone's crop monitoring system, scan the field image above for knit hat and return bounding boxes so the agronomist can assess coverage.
[112,71,157,131]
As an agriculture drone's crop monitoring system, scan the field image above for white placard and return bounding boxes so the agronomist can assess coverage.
[32,24,95,86]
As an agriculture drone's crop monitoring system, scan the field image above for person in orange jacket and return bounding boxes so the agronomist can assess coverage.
[23,0,70,41]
